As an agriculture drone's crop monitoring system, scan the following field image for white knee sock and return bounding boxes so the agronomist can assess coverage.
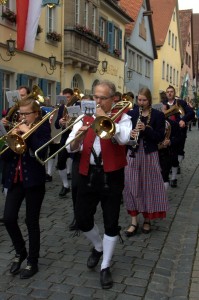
[171,167,178,180]
[178,155,184,165]
[47,159,54,176]
[83,224,103,252]
[58,168,69,188]
[101,234,118,270]
[164,182,169,191]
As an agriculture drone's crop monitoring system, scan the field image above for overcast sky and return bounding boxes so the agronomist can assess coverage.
[178,0,199,12]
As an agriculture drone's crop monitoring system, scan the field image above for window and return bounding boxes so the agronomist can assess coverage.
[166,64,169,81]
[176,71,179,87]
[47,7,55,32]
[113,26,119,50]
[137,54,142,74]
[129,50,136,71]
[72,76,79,89]
[168,30,171,45]
[175,36,177,50]
[145,60,150,78]
[47,82,53,99]
[99,18,107,42]
[162,61,165,79]
[92,5,96,33]
[75,0,80,25]
[28,78,35,90]
[173,69,175,85]
[172,33,174,48]
[186,52,188,65]
[170,66,172,83]
[2,72,11,111]
[83,1,89,27]
[188,55,191,68]
[173,11,176,21]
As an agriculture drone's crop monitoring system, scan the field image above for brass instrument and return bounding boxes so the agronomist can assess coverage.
[0,85,55,155]
[0,109,58,155]
[158,120,171,149]
[35,100,131,165]
[164,100,185,118]
[62,88,83,120]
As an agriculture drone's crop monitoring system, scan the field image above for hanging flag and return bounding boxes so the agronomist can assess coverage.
[16,0,42,52]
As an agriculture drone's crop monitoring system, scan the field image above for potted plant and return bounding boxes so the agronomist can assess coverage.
[46,31,62,42]
[113,48,121,57]
[100,41,109,51]
[1,7,16,24]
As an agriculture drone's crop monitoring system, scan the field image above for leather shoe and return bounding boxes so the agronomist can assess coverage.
[20,263,38,279]
[45,174,52,182]
[170,179,177,187]
[10,252,27,275]
[87,248,103,269]
[100,267,113,289]
[59,186,70,198]
[69,219,78,231]
[124,224,138,237]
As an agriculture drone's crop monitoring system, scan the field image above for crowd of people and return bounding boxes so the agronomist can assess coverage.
[0,81,195,288]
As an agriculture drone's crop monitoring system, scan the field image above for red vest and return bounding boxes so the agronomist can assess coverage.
[79,114,127,175]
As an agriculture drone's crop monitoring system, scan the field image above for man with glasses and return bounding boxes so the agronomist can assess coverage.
[66,80,131,289]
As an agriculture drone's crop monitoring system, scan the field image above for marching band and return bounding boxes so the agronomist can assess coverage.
[0,81,195,287]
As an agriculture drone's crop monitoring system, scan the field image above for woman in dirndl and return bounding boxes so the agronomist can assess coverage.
[123,87,169,236]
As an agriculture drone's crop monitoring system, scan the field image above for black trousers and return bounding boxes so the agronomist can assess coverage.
[3,183,45,264]
[75,166,124,236]
[57,143,70,170]
[71,153,81,212]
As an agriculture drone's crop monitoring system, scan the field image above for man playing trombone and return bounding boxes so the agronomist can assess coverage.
[66,80,131,289]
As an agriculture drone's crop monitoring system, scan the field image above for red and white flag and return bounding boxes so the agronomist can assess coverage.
[16,0,42,52]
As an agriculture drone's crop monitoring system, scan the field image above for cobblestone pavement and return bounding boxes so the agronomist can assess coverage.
[1,126,199,300]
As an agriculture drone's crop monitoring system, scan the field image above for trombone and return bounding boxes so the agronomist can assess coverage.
[0,108,58,155]
[35,100,131,165]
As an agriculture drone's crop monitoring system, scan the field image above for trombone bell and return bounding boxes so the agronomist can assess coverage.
[91,116,116,139]
[5,134,26,154]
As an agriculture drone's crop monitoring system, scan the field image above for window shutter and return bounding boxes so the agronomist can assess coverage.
[56,82,61,95]
[119,29,122,53]
[16,74,29,87]
[39,79,48,96]
[107,21,113,53]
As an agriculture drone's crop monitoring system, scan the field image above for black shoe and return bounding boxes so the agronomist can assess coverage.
[177,166,181,174]
[20,263,38,279]
[141,221,151,234]
[87,248,103,269]
[45,174,52,182]
[10,252,27,275]
[67,173,72,180]
[59,186,70,198]
[69,219,78,231]
[100,267,113,289]
[124,224,138,237]
[170,179,177,187]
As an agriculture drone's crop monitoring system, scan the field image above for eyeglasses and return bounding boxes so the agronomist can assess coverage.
[19,111,35,116]
[92,95,113,101]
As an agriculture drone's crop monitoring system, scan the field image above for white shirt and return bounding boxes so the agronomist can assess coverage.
[66,113,131,165]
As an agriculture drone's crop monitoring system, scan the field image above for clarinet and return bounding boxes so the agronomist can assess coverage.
[129,106,143,157]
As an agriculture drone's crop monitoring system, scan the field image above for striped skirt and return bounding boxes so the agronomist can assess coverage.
[123,140,169,219]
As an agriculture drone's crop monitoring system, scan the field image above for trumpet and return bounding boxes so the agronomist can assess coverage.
[35,100,131,165]
[0,109,58,155]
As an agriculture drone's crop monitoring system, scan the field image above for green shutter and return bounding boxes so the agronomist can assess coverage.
[0,71,3,115]
[56,82,61,95]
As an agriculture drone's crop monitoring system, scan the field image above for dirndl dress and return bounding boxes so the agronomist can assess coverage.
[123,139,169,219]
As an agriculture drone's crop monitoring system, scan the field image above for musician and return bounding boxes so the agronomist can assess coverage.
[1,98,51,279]
[163,85,194,183]
[123,87,169,236]
[158,119,182,191]
[66,80,131,289]
[55,88,74,198]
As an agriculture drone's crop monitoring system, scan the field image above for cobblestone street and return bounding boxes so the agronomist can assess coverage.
[1,126,199,299]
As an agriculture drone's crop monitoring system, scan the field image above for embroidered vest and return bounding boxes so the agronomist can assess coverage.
[79,112,128,175]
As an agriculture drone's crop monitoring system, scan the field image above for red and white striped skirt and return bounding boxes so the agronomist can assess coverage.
[123,140,169,219]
